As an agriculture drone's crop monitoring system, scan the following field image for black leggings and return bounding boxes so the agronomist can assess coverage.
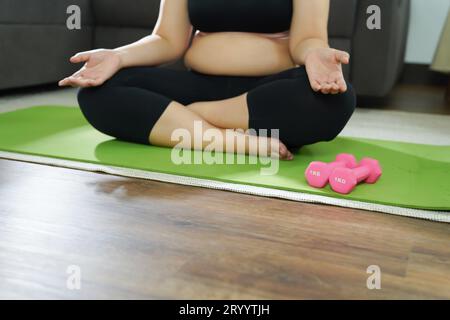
[78,66,356,149]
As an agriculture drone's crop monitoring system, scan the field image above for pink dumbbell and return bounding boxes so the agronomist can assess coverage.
[305,154,358,188]
[329,157,382,194]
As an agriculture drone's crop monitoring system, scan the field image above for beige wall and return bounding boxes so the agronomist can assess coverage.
[405,0,450,64]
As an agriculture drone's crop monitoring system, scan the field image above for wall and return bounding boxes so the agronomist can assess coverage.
[405,0,450,64]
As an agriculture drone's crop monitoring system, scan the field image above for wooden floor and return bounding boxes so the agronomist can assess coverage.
[0,83,449,299]
[0,159,449,299]
[359,84,450,114]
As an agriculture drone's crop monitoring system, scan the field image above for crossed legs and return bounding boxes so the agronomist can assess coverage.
[78,66,356,160]
[150,94,293,159]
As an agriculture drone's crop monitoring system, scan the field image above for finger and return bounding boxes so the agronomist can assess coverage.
[330,82,340,94]
[62,76,87,88]
[61,79,78,88]
[70,52,91,64]
[58,78,70,87]
[310,79,322,92]
[321,83,332,94]
[337,78,348,92]
[59,77,81,87]
[335,50,350,65]
[327,75,340,94]
[62,77,81,87]
[61,77,82,87]
[64,68,85,81]
[329,73,347,93]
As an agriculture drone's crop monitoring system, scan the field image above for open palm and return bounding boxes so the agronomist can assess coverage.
[59,49,122,88]
[305,48,350,94]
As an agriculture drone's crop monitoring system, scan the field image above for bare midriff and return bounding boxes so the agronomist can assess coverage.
[183,30,297,77]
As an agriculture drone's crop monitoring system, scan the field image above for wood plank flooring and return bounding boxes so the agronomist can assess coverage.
[0,159,448,299]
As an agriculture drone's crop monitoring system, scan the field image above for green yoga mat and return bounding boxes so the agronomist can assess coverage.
[0,106,449,211]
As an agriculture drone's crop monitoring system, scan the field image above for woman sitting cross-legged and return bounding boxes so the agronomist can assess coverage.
[59,0,356,160]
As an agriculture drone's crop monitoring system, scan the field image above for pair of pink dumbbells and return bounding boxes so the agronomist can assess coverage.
[305,153,382,194]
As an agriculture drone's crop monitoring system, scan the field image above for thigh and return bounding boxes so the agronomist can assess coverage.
[251,66,310,88]
[246,66,356,148]
[104,66,231,105]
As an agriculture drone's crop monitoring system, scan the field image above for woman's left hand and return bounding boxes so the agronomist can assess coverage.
[304,47,350,94]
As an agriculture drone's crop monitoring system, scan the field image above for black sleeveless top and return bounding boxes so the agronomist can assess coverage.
[188,0,293,33]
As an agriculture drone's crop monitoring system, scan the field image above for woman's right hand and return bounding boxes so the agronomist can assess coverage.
[58,49,122,88]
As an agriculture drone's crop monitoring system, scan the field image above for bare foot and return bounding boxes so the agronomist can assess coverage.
[278,140,294,160]
[236,131,293,160]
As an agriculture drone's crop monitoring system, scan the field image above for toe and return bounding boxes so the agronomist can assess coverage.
[279,142,294,161]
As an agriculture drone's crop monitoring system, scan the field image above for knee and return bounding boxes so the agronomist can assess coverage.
[77,86,100,115]
[77,86,111,134]
[78,86,91,102]
[77,67,139,110]
[289,67,356,123]
[335,82,356,120]
[321,83,357,141]
[77,87,92,112]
